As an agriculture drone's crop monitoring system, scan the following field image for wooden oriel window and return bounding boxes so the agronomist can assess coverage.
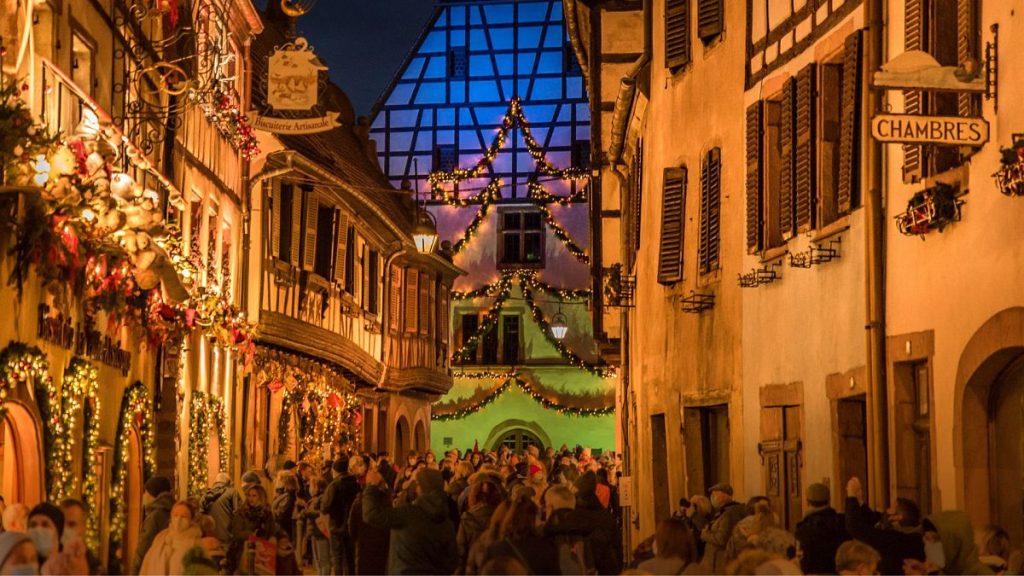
[696,0,723,44]
[405,268,418,332]
[665,0,691,70]
[498,210,544,268]
[389,266,402,331]
[657,167,687,284]
[699,148,721,275]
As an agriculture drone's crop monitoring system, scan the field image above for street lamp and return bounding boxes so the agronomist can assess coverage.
[413,209,439,255]
[550,307,568,340]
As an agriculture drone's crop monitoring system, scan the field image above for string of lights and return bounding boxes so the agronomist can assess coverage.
[109,381,155,561]
[521,283,614,377]
[432,376,614,421]
[536,203,590,264]
[188,391,212,499]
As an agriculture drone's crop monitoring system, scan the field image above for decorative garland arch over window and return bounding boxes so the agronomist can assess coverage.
[109,381,155,566]
[189,391,230,498]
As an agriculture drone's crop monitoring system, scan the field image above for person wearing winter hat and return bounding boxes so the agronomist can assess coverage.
[240,470,261,491]
[132,476,174,574]
[0,531,38,574]
[27,502,63,564]
[795,482,848,574]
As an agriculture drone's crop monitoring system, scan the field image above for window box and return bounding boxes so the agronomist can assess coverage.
[995,138,1024,197]
[895,183,962,237]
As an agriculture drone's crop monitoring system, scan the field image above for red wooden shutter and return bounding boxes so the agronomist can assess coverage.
[405,268,418,333]
[334,210,349,284]
[665,0,690,70]
[779,78,796,240]
[745,102,763,253]
[657,167,687,284]
[902,0,923,184]
[794,63,816,232]
[837,31,863,213]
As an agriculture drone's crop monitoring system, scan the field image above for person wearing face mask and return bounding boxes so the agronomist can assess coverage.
[25,503,62,568]
[138,501,202,575]
[58,499,100,575]
[844,476,925,576]
[901,512,994,575]
[131,475,174,575]
[0,530,39,575]
[699,483,746,574]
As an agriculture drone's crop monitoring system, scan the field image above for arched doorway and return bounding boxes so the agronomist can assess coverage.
[414,420,427,453]
[395,416,411,458]
[484,420,552,454]
[493,428,544,453]
[0,401,44,506]
[956,307,1024,542]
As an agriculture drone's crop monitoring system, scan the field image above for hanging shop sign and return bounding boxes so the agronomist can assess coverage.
[871,114,989,146]
[250,37,340,134]
[37,305,132,376]
[872,50,987,93]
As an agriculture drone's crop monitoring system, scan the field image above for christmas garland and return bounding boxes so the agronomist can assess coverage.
[536,203,589,264]
[521,282,612,377]
[209,395,229,473]
[109,381,155,567]
[206,88,259,160]
[188,391,230,498]
[0,343,58,494]
[432,376,614,421]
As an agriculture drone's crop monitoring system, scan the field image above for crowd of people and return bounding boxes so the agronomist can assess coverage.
[0,445,1017,575]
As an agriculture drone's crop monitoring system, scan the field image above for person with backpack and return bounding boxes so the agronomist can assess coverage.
[542,484,595,574]
[200,473,240,550]
[321,456,359,576]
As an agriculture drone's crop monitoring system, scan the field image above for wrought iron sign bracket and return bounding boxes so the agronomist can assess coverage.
[738,261,783,288]
[678,291,715,313]
[788,238,841,268]
[986,24,999,111]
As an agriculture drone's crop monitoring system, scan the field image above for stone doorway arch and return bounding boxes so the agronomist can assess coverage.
[483,419,552,453]
[0,399,44,506]
[395,416,411,458]
[414,420,427,453]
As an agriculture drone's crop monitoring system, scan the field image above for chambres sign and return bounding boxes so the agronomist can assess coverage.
[871,113,990,147]
[37,304,132,376]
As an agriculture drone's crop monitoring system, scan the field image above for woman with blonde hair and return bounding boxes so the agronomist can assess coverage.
[637,518,700,575]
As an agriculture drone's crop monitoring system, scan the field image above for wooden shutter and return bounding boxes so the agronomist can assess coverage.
[362,246,372,311]
[697,0,723,43]
[389,266,402,331]
[441,291,450,345]
[779,78,796,240]
[405,268,418,333]
[745,102,763,253]
[665,0,690,70]
[657,167,687,284]
[289,187,302,266]
[794,64,816,232]
[302,190,318,271]
[333,210,349,284]
[418,272,429,335]
[270,185,281,259]
[428,279,437,338]
[956,0,976,117]
[902,0,923,184]
[837,31,863,214]
[699,148,721,275]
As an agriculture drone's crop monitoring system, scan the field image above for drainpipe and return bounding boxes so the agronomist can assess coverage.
[863,0,889,510]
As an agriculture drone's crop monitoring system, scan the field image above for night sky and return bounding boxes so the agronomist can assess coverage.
[257,0,437,118]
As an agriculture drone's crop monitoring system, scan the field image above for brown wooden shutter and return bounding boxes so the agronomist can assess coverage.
[699,148,721,275]
[837,31,863,214]
[428,279,437,338]
[697,0,723,43]
[745,102,763,253]
[389,266,402,331]
[419,271,429,335]
[289,187,302,266]
[657,167,687,285]
[902,0,923,184]
[779,78,796,240]
[270,185,281,259]
[441,291,450,345]
[405,268,418,333]
[362,246,372,311]
[665,0,690,70]
[956,0,976,117]
[794,64,816,232]
[333,210,349,284]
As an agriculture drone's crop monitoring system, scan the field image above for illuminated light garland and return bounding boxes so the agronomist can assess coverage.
[0,343,51,414]
[520,283,614,377]
[208,395,229,473]
[188,391,212,499]
[109,381,156,567]
[452,270,590,301]
[451,277,514,363]
[451,186,500,254]
[526,179,588,206]
[536,203,589,264]
[454,369,520,380]
[432,377,614,421]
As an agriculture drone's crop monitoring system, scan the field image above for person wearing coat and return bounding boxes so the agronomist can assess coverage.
[844,476,924,576]
[200,472,240,549]
[348,477,390,575]
[456,479,501,573]
[272,474,299,541]
[918,510,994,575]
[228,484,277,574]
[794,483,848,574]
[700,483,747,574]
[132,476,175,575]
[573,471,622,575]
[138,501,202,575]
[362,466,458,575]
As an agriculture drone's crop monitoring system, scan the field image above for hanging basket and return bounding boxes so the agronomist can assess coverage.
[994,160,1024,197]
[895,183,963,237]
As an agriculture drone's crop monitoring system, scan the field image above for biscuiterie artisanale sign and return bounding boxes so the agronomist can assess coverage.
[871,114,989,146]
[250,37,340,135]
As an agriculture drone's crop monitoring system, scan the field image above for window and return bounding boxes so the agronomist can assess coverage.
[657,167,686,284]
[698,148,721,275]
[313,205,335,278]
[682,406,730,499]
[71,31,95,96]
[894,360,933,514]
[696,0,723,44]
[498,210,544,268]
[460,313,479,351]
[433,144,457,172]
[367,250,379,314]
[448,47,468,79]
[902,0,978,182]
[481,319,499,364]
[271,183,296,264]
[628,140,645,267]
[572,139,591,170]
[665,0,690,70]
[501,315,520,364]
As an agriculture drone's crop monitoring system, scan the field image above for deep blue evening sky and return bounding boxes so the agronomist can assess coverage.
[257,0,436,117]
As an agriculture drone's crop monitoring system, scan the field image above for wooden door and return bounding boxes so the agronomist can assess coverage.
[683,408,705,497]
[837,397,869,502]
[991,356,1024,546]
[651,414,671,525]
[761,406,802,530]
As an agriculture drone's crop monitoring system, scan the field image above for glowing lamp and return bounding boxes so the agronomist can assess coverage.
[413,209,439,254]
[550,310,569,340]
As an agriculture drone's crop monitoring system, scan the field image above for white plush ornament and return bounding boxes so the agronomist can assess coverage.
[110,173,134,200]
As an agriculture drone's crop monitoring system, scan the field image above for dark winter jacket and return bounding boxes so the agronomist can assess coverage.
[203,482,240,546]
[132,491,175,574]
[487,536,561,575]
[544,507,597,572]
[927,510,994,575]
[349,491,391,576]
[322,474,360,534]
[700,500,747,574]
[795,506,848,574]
[845,497,924,576]
[574,491,622,575]
[362,483,458,575]
[456,503,495,571]
[271,490,297,538]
